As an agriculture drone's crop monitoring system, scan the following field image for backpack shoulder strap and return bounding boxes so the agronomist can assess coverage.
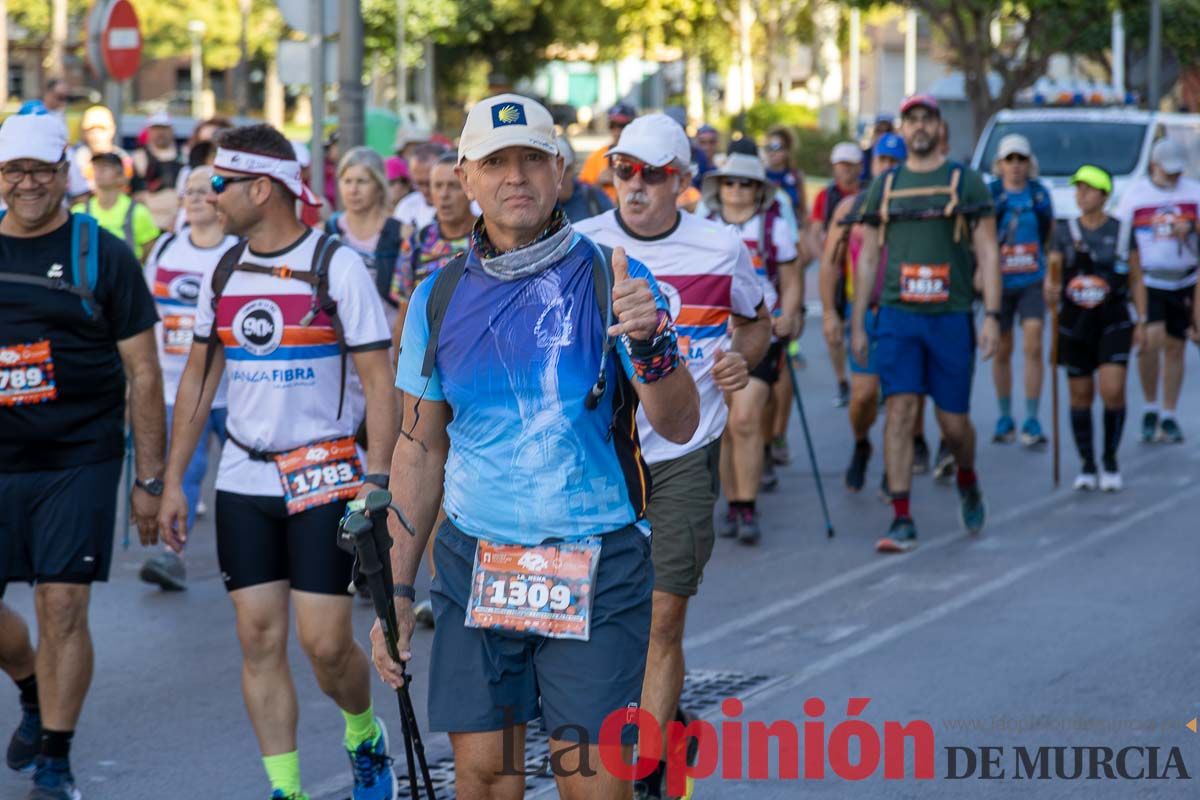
[591,242,615,323]
[374,217,404,303]
[123,200,136,250]
[1068,217,1085,249]
[420,252,470,379]
[306,233,354,418]
[194,238,249,417]
[149,231,178,266]
[324,212,342,237]
[71,213,103,323]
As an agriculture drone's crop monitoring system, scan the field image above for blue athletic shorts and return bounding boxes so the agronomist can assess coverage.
[874,306,975,414]
[428,520,653,743]
[847,307,880,376]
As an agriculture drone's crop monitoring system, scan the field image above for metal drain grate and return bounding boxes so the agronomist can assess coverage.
[363,669,776,800]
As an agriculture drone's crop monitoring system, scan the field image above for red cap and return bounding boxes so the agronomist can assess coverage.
[899,93,940,117]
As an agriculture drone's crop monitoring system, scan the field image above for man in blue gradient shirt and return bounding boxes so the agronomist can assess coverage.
[374,93,699,799]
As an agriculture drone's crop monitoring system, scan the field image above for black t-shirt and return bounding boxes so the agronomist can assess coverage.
[1051,216,1131,336]
[0,217,159,471]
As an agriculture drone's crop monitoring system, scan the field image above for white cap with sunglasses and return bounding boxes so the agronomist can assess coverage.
[607,113,692,169]
[700,152,773,212]
[830,142,863,166]
[0,114,68,165]
[1150,138,1188,175]
[993,133,1039,177]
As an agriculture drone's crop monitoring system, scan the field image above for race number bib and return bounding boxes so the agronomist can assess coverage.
[273,436,364,515]
[0,340,57,406]
[899,263,951,304]
[1066,274,1111,309]
[162,314,195,356]
[1000,243,1040,274]
[465,538,602,641]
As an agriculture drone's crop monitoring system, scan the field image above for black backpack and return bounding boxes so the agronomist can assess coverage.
[325,213,404,306]
[0,211,105,325]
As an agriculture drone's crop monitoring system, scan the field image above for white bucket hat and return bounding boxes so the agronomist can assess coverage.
[701,152,773,213]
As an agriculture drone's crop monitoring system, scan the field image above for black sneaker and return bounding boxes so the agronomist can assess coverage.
[912,436,931,475]
[958,482,987,535]
[718,507,738,538]
[139,551,187,591]
[933,440,955,483]
[6,701,39,772]
[834,380,850,408]
[736,508,761,545]
[1141,411,1159,443]
[844,441,871,492]
[876,517,918,553]
[760,459,779,492]
[1160,418,1184,443]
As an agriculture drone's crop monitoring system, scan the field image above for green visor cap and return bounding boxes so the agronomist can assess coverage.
[1069,165,1112,194]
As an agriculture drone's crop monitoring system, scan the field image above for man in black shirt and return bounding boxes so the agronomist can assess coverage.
[0,112,165,800]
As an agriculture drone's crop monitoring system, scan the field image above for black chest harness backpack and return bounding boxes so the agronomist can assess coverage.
[0,211,105,325]
[195,233,352,450]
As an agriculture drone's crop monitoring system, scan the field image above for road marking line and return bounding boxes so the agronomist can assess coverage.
[740,485,1199,711]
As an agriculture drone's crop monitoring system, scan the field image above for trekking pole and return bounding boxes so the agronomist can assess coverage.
[785,343,835,538]
[122,429,133,549]
[338,491,438,799]
[1048,260,1062,489]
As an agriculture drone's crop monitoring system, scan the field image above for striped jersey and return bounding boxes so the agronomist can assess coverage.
[575,210,764,464]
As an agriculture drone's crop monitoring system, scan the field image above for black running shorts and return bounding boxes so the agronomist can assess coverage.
[1146,286,1194,340]
[214,491,354,595]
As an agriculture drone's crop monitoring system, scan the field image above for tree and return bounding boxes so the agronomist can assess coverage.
[846,0,1113,133]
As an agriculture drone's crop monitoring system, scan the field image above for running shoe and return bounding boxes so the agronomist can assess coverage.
[28,757,80,800]
[769,435,791,465]
[414,599,435,629]
[992,415,1016,443]
[1141,411,1159,443]
[196,500,208,517]
[760,458,779,492]
[1160,418,1184,443]
[1099,470,1124,493]
[876,517,918,553]
[1019,417,1047,448]
[347,718,396,800]
[1072,472,1098,492]
[834,380,850,408]
[6,701,39,772]
[933,440,956,482]
[718,507,738,538]
[878,471,891,504]
[911,436,931,475]
[844,441,871,492]
[958,483,987,535]
[139,551,187,591]
[736,508,761,545]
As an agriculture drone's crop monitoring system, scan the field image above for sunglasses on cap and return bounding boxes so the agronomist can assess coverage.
[1003,153,1029,163]
[722,178,757,189]
[610,157,681,185]
[210,174,261,193]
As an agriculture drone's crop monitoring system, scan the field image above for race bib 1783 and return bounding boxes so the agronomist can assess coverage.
[273,436,363,515]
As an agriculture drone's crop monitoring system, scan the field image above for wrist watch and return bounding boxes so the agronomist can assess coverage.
[393,583,416,601]
[364,473,389,489]
[985,310,1002,321]
[134,477,164,496]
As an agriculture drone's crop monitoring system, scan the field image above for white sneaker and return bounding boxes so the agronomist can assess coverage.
[1073,473,1098,491]
[196,500,208,517]
[1099,470,1123,492]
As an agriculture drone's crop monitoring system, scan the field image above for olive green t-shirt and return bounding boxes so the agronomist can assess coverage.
[859,162,993,313]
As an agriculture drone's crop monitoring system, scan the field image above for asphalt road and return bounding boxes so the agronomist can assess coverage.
[3,314,1198,800]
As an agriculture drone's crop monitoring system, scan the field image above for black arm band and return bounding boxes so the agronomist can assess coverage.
[393,583,416,601]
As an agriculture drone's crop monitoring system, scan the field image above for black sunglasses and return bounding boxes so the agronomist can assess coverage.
[1003,153,1030,163]
[722,178,757,189]
[610,158,680,185]
[210,174,260,194]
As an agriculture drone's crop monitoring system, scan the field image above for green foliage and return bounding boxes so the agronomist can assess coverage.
[737,101,819,137]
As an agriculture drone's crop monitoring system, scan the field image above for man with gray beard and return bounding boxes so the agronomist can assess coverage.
[576,113,771,799]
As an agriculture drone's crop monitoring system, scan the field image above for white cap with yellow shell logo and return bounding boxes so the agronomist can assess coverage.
[457,94,558,164]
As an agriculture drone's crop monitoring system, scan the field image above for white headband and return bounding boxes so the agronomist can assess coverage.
[214,147,321,207]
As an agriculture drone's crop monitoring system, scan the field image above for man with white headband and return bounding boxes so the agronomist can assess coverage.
[0,112,165,800]
[374,94,699,798]
[156,124,399,800]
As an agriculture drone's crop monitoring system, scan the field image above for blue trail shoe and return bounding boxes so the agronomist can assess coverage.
[6,701,40,772]
[1020,417,1047,448]
[876,517,918,553]
[959,482,987,535]
[992,415,1016,443]
[348,718,397,800]
[28,756,81,800]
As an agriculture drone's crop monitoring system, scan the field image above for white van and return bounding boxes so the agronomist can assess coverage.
[970,108,1200,219]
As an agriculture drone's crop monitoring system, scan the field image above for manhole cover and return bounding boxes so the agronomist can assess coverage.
[348,669,777,799]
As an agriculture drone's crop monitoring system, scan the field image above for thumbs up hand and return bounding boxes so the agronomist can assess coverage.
[710,346,750,393]
[608,247,661,341]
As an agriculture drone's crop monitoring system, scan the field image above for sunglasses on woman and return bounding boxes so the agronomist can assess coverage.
[610,157,682,185]
[1003,153,1030,163]
[722,178,757,189]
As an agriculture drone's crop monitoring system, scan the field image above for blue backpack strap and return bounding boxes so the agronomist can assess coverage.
[70,212,103,323]
[324,212,342,237]
[374,217,403,305]
[1030,179,1055,244]
[420,252,469,379]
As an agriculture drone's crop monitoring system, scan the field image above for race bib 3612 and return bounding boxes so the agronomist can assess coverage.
[899,263,951,304]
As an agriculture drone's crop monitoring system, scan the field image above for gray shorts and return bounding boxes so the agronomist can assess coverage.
[428,520,652,743]
[646,439,721,597]
[999,281,1046,332]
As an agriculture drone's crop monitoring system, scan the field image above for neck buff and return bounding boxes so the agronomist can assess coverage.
[472,206,574,281]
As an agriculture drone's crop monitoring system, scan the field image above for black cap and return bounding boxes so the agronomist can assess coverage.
[90,151,124,168]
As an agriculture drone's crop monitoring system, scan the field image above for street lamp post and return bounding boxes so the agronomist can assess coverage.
[1148,0,1162,109]
[188,20,207,121]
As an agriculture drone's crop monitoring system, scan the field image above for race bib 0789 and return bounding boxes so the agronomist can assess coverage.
[465,538,602,641]
[0,340,58,406]
[899,263,951,304]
